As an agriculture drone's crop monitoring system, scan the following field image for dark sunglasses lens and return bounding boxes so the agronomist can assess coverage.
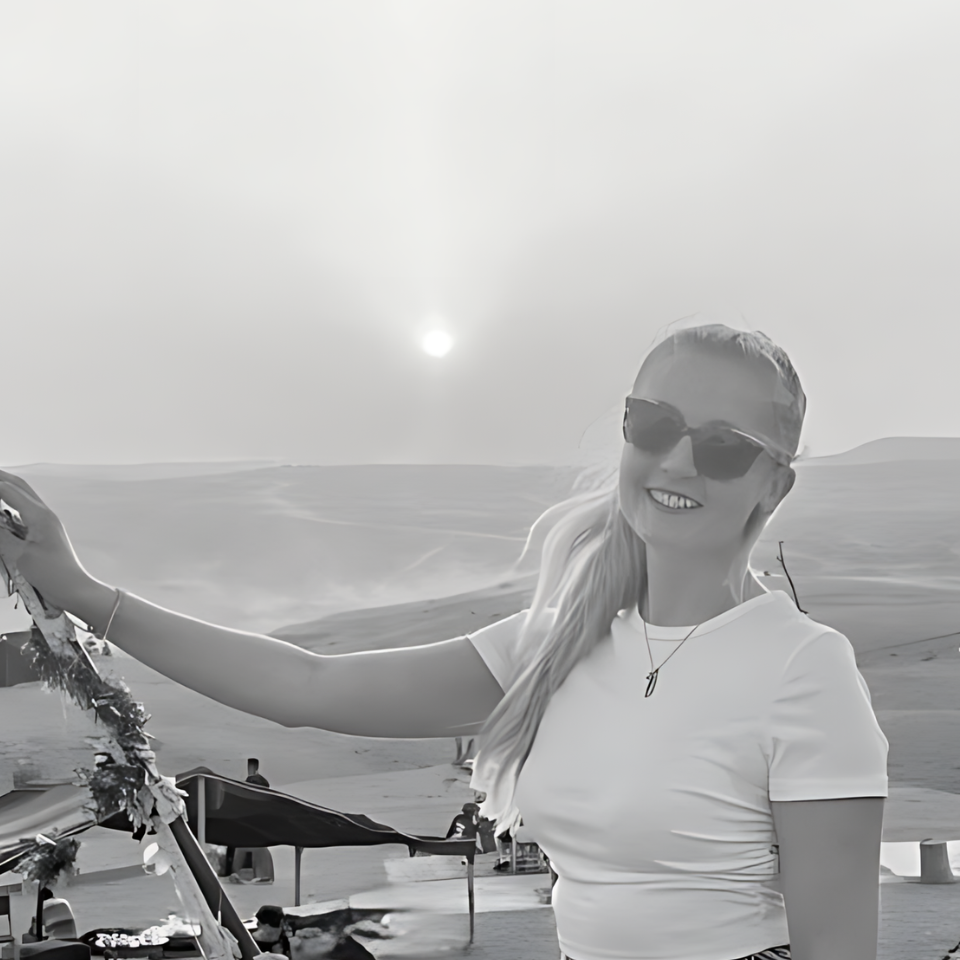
[623,400,683,453]
[692,430,764,480]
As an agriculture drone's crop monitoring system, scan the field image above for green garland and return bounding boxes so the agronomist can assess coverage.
[21,624,156,827]
[9,615,180,879]
[16,836,80,889]
[0,515,244,960]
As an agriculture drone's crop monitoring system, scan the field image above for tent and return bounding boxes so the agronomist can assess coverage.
[1,770,480,938]
[101,769,480,937]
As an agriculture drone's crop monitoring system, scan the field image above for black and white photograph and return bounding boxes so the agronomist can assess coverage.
[1,3,959,959]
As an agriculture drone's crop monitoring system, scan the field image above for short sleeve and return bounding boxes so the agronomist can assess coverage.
[467,610,531,692]
[767,630,888,801]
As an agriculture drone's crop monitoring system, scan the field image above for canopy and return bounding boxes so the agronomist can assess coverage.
[99,769,477,858]
[2,770,475,872]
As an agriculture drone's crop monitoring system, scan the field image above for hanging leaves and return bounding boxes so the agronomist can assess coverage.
[15,836,81,889]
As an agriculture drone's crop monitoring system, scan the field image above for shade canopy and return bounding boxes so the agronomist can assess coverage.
[100,769,477,859]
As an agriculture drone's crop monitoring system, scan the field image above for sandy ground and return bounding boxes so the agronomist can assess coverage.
[4,454,960,957]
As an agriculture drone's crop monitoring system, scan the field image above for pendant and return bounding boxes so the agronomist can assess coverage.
[645,669,659,698]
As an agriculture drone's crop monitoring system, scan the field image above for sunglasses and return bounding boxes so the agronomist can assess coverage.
[623,397,792,480]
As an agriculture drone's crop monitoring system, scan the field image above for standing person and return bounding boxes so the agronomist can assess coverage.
[0,317,887,960]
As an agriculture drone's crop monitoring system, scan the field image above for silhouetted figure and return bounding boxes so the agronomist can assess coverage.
[445,802,480,841]
[252,905,286,955]
[245,757,270,788]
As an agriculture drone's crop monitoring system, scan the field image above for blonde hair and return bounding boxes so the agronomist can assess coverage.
[472,323,806,823]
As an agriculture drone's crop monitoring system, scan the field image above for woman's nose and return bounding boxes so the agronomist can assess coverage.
[659,434,698,476]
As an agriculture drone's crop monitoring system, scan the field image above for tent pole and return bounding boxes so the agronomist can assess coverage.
[467,858,475,943]
[295,846,303,906]
[197,775,206,846]
[169,816,259,960]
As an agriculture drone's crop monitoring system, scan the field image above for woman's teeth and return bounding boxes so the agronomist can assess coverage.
[649,489,701,510]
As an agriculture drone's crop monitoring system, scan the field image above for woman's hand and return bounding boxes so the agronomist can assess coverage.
[0,469,95,613]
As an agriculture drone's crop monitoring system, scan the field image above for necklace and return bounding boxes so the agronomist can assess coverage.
[642,615,701,697]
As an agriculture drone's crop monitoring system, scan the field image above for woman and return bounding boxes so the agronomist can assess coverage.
[0,319,887,960]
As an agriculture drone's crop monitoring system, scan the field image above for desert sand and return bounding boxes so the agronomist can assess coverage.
[2,445,960,958]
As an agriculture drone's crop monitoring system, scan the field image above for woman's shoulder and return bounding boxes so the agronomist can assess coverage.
[730,590,856,670]
[750,589,843,637]
[745,591,864,684]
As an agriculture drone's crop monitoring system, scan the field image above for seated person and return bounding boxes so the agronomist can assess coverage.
[444,802,480,842]
[252,905,286,954]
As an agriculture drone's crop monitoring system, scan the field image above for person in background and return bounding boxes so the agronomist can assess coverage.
[245,758,270,787]
[252,905,286,955]
[444,802,480,843]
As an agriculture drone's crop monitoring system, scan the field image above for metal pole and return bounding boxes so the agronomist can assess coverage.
[295,846,303,906]
[511,837,517,875]
[197,776,206,846]
[467,860,475,943]
[169,816,260,960]
[34,881,45,942]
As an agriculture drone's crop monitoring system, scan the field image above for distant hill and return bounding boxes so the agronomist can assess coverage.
[0,463,577,636]
[4,461,286,481]
[271,575,537,654]
[800,437,960,467]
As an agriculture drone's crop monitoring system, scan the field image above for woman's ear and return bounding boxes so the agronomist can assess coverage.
[761,465,796,514]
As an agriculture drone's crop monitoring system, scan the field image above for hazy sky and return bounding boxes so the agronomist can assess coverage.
[2,1,959,466]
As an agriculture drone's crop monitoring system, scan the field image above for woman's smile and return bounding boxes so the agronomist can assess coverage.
[647,488,702,510]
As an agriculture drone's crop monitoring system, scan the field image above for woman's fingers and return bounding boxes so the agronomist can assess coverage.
[0,480,47,541]
[0,479,44,517]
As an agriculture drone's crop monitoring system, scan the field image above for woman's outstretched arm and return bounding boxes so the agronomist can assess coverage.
[79,581,505,736]
[0,472,505,738]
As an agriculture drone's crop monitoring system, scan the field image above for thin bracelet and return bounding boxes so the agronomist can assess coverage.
[99,588,124,642]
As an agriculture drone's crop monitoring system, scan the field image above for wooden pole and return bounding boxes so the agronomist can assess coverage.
[169,817,261,959]
[0,533,255,960]
[197,776,206,847]
[294,846,303,906]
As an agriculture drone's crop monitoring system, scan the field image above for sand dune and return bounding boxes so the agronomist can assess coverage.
[801,436,960,466]
[755,457,960,650]
[0,464,577,637]
[7,461,288,481]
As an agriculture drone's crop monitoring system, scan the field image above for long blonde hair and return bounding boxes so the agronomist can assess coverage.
[472,323,806,823]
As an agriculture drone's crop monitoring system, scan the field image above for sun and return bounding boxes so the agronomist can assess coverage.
[422,330,453,357]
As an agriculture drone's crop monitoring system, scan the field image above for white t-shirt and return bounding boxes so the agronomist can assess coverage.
[468,590,888,960]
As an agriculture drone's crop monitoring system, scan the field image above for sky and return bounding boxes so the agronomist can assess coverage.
[1,1,959,466]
